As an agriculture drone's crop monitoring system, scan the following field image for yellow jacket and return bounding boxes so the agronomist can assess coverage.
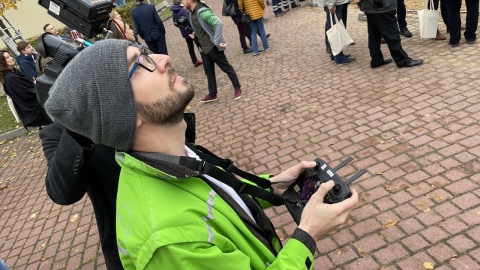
[238,0,265,21]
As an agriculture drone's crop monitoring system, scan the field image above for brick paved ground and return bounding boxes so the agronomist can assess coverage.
[1,1,480,269]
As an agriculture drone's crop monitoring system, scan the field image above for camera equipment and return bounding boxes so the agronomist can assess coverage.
[283,157,366,224]
[38,0,113,38]
[174,16,189,27]
[35,33,82,106]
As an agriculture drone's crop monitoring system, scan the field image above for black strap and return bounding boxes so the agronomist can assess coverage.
[179,155,286,206]
[186,143,272,189]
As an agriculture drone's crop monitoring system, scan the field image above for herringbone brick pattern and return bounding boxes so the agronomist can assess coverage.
[1,1,479,269]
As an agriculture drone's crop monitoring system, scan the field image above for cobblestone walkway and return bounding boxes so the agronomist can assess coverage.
[1,2,479,269]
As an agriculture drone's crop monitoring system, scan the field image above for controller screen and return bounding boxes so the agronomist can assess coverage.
[295,172,322,202]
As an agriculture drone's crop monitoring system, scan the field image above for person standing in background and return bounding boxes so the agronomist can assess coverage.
[131,0,168,54]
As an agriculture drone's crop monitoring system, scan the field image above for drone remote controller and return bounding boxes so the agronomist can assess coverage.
[283,157,366,224]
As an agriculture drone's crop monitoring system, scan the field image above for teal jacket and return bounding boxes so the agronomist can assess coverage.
[115,151,315,269]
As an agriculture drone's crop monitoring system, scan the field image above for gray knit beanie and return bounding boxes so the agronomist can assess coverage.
[45,39,137,152]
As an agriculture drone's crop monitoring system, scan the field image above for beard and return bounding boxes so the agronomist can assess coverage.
[136,71,195,126]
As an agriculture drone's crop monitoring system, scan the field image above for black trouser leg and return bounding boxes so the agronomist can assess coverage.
[186,38,197,64]
[200,52,217,97]
[446,0,461,44]
[464,0,479,41]
[367,11,409,66]
[366,13,384,67]
[396,0,407,29]
[207,48,241,90]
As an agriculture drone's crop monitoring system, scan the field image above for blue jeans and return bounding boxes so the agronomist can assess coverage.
[250,18,269,54]
[0,259,9,270]
[324,4,348,63]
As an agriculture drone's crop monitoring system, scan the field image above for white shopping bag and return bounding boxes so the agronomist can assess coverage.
[417,0,439,39]
[326,13,354,56]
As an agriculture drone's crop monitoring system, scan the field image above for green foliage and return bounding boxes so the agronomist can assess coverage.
[0,95,20,133]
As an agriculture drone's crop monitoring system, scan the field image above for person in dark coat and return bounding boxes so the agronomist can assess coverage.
[40,123,124,270]
[16,41,38,82]
[170,0,203,67]
[355,0,423,68]
[0,51,52,128]
[131,0,168,54]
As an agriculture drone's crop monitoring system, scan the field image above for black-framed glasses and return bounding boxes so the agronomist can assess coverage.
[128,53,157,78]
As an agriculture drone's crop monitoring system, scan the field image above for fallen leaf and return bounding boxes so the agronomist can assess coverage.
[423,261,434,269]
[423,208,431,213]
[69,214,78,223]
[382,219,398,229]
[31,213,37,219]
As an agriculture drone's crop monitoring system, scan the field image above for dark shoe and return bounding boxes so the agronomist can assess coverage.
[397,59,423,68]
[266,33,270,38]
[330,54,351,61]
[284,8,290,12]
[326,47,331,54]
[336,57,356,65]
[381,37,386,44]
[400,27,413,38]
[200,95,218,103]
[194,60,203,67]
[449,42,459,47]
[371,58,393,68]
[275,12,283,17]
[233,88,243,100]
[467,38,476,44]
[435,32,446,40]
[266,0,270,5]
[243,47,253,54]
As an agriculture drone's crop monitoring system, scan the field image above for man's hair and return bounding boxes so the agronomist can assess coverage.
[43,23,51,32]
[16,41,30,53]
[172,0,182,4]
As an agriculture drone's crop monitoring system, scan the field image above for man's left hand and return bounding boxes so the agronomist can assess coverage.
[219,43,227,48]
[270,161,317,195]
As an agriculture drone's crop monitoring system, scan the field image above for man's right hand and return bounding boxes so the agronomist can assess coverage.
[298,180,359,241]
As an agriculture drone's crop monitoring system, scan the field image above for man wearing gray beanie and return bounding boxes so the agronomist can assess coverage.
[45,39,358,270]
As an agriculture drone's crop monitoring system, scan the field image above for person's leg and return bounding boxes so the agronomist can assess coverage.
[440,0,448,30]
[256,17,269,50]
[282,0,290,11]
[145,40,159,54]
[273,0,283,15]
[250,20,260,54]
[210,48,241,90]
[446,0,461,45]
[237,23,249,49]
[366,13,385,67]
[464,0,479,42]
[156,36,168,55]
[396,0,407,30]
[200,52,218,98]
[290,0,298,8]
[186,38,197,64]
[342,2,349,28]
[379,10,410,66]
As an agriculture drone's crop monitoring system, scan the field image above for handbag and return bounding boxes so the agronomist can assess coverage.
[326,13,354,56]
[222,0,237,17]
[417,0,439,39]
[240,0,251,23]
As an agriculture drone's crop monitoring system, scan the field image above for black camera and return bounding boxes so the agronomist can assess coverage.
[174,16,189,27]
[283,157,366,224]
